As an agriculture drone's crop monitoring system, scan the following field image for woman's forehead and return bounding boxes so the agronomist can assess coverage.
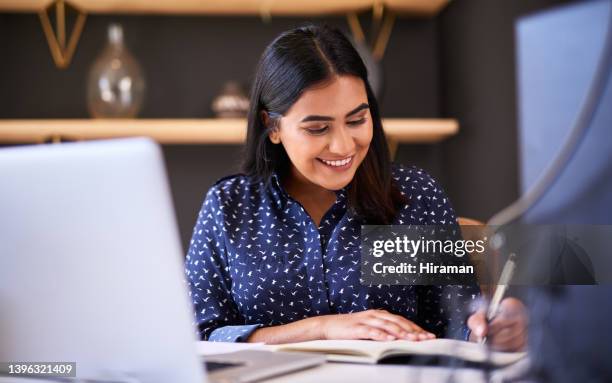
[285,75,369,119]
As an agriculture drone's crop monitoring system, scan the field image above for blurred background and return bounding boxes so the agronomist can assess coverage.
[0,0,573,250]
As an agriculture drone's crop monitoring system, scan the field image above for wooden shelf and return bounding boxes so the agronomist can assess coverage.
[0,118,458,145]
[0,0,449,16]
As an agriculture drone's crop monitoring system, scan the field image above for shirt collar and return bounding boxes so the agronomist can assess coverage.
[269,171,290,209]
[269,170,348,211]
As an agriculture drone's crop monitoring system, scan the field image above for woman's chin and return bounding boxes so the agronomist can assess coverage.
[316,175,353,191]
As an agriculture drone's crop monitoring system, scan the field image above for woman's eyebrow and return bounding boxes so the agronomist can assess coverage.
[345,103,369,117]
[299,103,370,123]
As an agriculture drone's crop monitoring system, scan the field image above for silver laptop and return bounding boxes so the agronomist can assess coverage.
[0,138,323,383]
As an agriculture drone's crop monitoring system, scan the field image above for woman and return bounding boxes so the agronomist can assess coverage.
[185,25,526,350]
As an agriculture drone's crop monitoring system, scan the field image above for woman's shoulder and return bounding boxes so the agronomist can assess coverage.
[390,162,443,195]
[202,173,266,209]
[390,162,458,224]
[205,173,257,198]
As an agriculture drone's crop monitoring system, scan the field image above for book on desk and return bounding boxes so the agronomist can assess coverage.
[268,339,526,366]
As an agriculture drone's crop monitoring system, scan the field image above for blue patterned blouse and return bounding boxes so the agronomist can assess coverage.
[185,163,479,342]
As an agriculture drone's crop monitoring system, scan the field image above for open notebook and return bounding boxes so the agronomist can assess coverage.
[268,339,526,366]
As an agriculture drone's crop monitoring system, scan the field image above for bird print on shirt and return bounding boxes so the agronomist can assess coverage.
[185,163,479,342]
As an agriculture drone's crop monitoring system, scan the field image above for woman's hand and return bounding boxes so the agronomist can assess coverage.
[247,309,435,344]
[467,297,528,351]
[320,309,436,341]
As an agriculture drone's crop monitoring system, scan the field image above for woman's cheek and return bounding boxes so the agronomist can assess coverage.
[356,125,373,153]
[295,140,325,170]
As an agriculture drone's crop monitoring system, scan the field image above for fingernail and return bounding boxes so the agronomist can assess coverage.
[386,335,395,340]
[477,325,486,336]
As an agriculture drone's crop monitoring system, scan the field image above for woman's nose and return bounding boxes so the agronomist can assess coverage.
[328,126,355,155]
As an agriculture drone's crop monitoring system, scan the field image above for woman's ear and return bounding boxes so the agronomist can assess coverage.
[261,110,281,144]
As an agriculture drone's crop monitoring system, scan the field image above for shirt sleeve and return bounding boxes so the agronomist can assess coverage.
[413,170,480,340]
[185,187,262,342]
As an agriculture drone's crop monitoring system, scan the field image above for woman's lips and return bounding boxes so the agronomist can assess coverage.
[316,155,354,171]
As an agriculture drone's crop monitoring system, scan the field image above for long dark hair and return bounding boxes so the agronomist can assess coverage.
[242,24,407,224]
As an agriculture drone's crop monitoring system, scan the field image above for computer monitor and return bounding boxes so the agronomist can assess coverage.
[516,0,612,225]
[514,1,612,381]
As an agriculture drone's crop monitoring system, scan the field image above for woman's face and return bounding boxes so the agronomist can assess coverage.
[268,75,374,191]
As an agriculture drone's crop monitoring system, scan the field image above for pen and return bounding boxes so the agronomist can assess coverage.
[480,252,517,344]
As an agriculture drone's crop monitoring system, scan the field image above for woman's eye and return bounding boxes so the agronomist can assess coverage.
[306,126,329,135]
[347,118,366,126]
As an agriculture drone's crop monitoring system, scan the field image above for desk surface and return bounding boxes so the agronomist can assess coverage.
[0,363,523,383]
[197,341,531,383]
[0,349,530,383]
[0,361,531,383]
[262,362,488,383]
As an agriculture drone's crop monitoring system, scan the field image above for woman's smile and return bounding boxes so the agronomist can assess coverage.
[316,155,354,171]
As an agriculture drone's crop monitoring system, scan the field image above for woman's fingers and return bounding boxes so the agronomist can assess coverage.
[467,310,488,339]
[487,320,527,350]
[355,325,395,341]
[488,315,523,335]
[370,310,435,340]
[490,326,527,351]
[361,317,405,339]
[487,303,527,343]
[475,298,528,351]
[329,310,435,342]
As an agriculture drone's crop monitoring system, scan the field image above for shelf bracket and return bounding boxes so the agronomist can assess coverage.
[347,12,366,44]
[346,2,396,61]
[38,0,87,69]
[372,10,395,60]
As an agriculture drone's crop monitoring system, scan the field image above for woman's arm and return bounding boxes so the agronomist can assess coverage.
[248,309,436,344]
[185,188,262,342]
[246,316,324,344]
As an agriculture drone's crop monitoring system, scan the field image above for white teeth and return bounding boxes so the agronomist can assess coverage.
[321,156,352,167]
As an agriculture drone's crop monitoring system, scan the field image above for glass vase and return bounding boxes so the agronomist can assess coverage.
[87,23,145,118]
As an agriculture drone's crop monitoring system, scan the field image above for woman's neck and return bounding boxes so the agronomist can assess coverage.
[282,166,337,225]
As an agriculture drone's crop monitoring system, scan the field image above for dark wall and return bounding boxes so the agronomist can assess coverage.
[0,14,439,118]
[0,13,440,248]
[438,0,571,221]
[0,0,570,249]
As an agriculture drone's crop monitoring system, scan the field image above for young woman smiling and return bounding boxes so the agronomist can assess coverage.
[185,25,527,351]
